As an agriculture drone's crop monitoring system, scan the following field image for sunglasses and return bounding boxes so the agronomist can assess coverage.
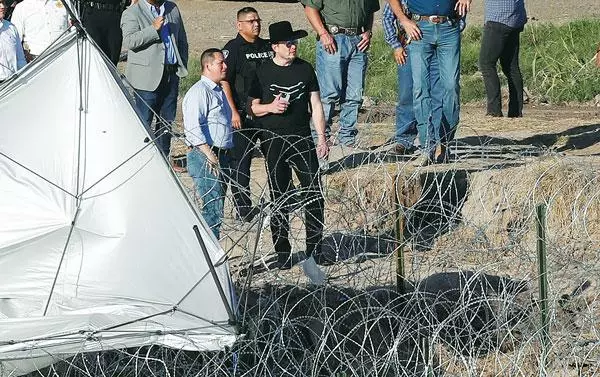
[239,19,261,24]
[281,40,298,48]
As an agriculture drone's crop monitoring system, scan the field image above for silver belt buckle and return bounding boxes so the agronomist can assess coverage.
[329,25,339,34]
[429,15,443,24]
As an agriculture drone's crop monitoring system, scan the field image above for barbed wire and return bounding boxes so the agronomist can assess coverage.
[8,118,600,377]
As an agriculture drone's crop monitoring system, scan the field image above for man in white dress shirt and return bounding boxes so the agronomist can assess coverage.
[0,0,26,81]
[10,0,67,61]
[182,48,233,239]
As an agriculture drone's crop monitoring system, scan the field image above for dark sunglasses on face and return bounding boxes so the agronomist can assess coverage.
[282,40,298,48]
[239,19,261,24]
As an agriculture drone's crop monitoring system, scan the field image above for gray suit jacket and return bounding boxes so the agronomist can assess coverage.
[121,0,189,91]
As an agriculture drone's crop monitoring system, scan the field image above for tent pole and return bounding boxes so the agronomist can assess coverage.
[240,197,266,328]
[193,225,238,328]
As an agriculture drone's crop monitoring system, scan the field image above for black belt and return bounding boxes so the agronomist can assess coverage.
[411,14,454,24]
[164,64,178,74]
[84,2,123,11]
[326,25,366,36]
[190,145,230,156]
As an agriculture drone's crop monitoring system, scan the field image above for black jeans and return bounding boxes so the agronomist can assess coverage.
[479,21,524,117]
[229,120,264,218]
[261,131,324,261]
[82,7,123,66]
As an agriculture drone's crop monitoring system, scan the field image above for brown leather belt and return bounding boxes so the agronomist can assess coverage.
[411,14,451,24]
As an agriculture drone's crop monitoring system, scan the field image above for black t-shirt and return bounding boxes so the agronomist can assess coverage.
[248,58,319,137]
[222,34,274,112]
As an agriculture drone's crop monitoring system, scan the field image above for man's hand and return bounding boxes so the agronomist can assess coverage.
[399,19,422,41]
[320,32,337,54]
[24,50,35,63]
[455,0,472,16]
[269,95,289,114]
[596,46,600,68]
[393,47,407,65]
[197,145,219,176]
[152,16,164,31]
[357,31,372,52]
[205,154,219,176]
[316,138,329,159]
[231,110,242,130]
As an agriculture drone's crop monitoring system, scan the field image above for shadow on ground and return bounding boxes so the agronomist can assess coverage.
[457,122,600,153]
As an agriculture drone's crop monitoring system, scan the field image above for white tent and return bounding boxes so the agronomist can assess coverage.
[0,28,237,376]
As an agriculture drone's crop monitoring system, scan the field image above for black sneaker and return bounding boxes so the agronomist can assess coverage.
[313,253,336,266]
[270,251,307,270]
[272,259,294,270]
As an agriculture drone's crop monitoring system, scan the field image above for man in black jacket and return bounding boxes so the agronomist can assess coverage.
[222,7,273,222]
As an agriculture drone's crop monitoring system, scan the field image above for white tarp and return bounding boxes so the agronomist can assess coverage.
[0,30,237,376]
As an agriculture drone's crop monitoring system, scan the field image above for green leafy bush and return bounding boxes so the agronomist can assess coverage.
[181,19,600,104]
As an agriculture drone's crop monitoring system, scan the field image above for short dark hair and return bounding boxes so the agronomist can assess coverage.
[200,48,223,71]
[237,7,258,20]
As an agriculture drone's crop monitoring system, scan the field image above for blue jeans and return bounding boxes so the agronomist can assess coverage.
[316,34,368,146]
[395,47,446,150]
[187,148,231,239]
[135,69,179,157]
[409,21,461,152]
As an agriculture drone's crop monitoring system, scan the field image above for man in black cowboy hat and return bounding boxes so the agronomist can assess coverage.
[248,20,329,284]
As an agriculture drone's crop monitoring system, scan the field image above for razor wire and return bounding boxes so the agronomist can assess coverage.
[8,111,600,377]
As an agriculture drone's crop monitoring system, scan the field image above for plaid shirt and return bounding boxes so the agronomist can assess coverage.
[382,1,466,50]
[484,0,527,28]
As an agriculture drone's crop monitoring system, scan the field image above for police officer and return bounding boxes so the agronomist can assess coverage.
[221,7,274,222]
[80,0,125,65]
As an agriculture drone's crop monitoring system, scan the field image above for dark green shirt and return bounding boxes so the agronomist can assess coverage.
[301,0,380,29]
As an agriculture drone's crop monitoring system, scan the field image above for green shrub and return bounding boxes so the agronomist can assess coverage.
[519,19,600,102]
[181,19,600,104]
[179,58,201,95]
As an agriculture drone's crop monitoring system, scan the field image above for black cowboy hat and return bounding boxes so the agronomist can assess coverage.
[268,21,308,43]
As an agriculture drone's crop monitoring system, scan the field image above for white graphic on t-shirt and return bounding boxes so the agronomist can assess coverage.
[222,49,229,59]
[269,82,306,103]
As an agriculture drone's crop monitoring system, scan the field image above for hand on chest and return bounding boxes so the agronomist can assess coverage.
[269,81,307,103]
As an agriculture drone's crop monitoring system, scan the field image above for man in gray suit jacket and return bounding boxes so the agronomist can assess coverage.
[121,0,188,158]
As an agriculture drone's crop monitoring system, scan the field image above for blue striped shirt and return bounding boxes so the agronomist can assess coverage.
[485,0,527,28]
[147,1,177,65]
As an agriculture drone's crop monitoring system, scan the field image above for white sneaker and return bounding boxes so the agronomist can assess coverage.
[301,256,327,286]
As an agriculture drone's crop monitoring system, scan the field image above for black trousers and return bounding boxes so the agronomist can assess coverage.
[261,132,324,260]
[479,21,524,117]
[82,7,123,66]
[229,120,264,217]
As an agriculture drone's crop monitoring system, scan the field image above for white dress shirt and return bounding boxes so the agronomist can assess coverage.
[182,76,233,149]
[0,19,26,80]
[10,0,68,56]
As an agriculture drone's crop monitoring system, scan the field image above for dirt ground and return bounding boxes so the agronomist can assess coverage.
[172,0,600,141]
[168,3,600,373]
